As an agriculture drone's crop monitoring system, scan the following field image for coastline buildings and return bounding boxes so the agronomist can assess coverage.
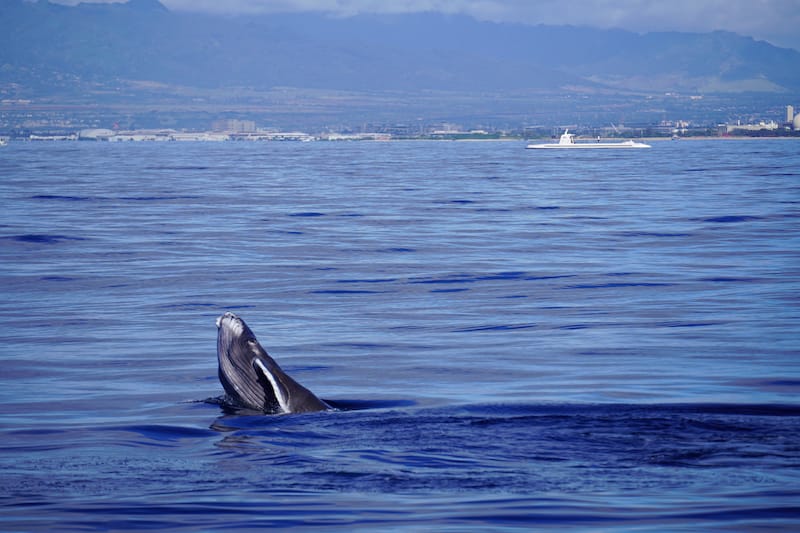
[10,102,800,141]
[725,120,780,134]
[723,103,799,134]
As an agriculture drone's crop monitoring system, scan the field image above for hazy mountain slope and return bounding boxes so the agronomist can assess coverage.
[2,0,799,96]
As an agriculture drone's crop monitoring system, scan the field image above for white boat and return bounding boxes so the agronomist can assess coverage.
[0,138,7,146]
[527,130,650,149]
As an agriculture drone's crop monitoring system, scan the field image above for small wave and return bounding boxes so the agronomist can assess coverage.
[144,165,210,171]
[108,424,217,444]
[446,199,476,204]
[476,271,527,281]
[731,379,800,394]
[455,322,537,332]
[410,272,574,285]
[31,194,93,201]
[324,399,417,411]
[563,282,673,289]
[525,274,575,281]
[158,302,218,310]
[336,278,397,284]
[40,275,76,282]
[119,195,199,201]
[700,276,759,283]
[701,215,763,223]
[310,289,384,295]
[621,231,691,238]
[430,288,470,293]
[2,234,86,244]
[377,247,415,253]
[656,321,718,328]
[419,271,529,283]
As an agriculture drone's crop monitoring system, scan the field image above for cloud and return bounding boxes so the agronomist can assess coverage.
[50,0,800,50]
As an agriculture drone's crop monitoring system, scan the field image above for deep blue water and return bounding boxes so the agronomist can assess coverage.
[1,139,799,530]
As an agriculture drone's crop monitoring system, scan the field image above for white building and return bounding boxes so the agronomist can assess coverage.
[212,119,256,133]
[726,120,779,133]
[78,128,115,140]
[170,132,230,142]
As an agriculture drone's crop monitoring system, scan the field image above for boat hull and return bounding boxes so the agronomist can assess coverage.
[527,141,651,149]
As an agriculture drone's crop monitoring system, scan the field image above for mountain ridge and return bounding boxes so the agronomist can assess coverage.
[2,0,799,100]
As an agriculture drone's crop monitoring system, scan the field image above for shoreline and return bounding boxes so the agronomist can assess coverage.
[3,134,799,144]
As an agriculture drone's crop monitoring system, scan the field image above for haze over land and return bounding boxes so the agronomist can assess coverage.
[2,0,799,131]
[47,0,800,52]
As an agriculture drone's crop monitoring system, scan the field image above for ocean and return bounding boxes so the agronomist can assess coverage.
[1,138,799,530]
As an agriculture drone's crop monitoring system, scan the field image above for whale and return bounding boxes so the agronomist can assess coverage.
[216,312,330,414]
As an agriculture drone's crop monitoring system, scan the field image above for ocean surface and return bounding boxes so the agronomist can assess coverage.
[1,138,799,530]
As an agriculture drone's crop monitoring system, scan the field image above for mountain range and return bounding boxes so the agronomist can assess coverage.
[3,0,800,99]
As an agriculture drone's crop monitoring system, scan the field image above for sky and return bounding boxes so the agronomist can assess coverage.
[51,0,800,51]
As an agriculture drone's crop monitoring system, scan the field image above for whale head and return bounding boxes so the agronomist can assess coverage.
[215,312,329,414]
